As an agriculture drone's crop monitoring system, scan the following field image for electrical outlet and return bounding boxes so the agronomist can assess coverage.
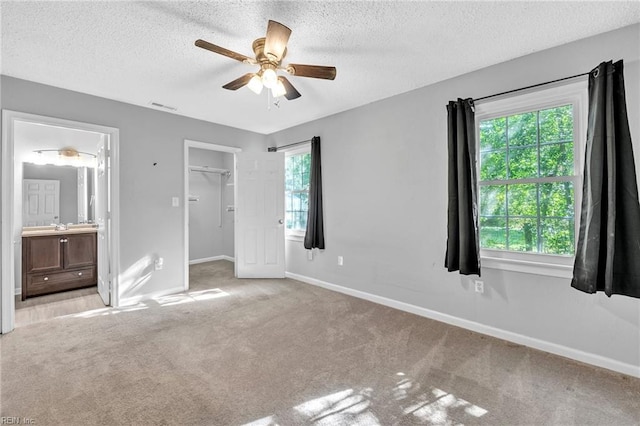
[307,250,313,261]
[474,280,484,293]
[155,257,164,271]
[337,256,344,266]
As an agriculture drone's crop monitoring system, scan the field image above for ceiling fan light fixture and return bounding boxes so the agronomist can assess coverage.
[247,74,263,94]
[261,67,278,89]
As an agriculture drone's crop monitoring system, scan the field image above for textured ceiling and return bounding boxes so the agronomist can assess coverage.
[2,1,639,134]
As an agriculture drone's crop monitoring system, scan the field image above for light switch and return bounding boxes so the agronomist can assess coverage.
[172,197,180,207]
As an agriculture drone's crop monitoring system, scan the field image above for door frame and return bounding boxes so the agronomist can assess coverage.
[1,110,121,333]
[183,139,241,290]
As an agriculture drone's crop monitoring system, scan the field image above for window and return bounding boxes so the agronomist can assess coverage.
[285,147,311,239]
[475,81,587,277]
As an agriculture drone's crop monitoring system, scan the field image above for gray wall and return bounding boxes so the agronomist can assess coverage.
[1,76,266,303]
[23,163,78,224]
[188,149,234,262]
[267,25,640,372]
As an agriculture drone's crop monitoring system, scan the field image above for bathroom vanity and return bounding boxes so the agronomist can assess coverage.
[22,226,97,300]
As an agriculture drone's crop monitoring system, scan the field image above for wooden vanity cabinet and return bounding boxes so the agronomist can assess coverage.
[22,232,97,300]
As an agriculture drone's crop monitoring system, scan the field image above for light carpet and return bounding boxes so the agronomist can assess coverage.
[1,260,638,425]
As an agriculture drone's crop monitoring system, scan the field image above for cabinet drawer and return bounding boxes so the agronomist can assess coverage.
[26,267,96,297]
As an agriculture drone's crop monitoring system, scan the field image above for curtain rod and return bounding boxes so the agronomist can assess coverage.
[268,139,312,152]
[474,71,591,103]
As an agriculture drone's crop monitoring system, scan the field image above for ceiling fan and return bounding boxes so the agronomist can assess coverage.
[195,20,336,100]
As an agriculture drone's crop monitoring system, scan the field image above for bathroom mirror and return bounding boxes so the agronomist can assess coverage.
[22,162,96,227]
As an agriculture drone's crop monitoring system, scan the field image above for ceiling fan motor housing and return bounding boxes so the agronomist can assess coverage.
[252,37,286,67]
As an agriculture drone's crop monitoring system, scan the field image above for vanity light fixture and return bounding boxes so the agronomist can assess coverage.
[31,147,97,167]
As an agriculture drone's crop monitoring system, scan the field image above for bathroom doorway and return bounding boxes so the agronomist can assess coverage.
[1,111,120,332]
[183,140,241,291]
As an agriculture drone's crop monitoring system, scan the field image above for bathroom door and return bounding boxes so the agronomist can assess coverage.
[95,136,110,305]
[235,152,285,278]
[23,179,60,226]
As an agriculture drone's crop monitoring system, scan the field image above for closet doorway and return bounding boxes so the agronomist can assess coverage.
[183,140,241,291]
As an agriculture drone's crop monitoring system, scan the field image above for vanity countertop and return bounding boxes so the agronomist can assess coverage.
[22,225,98,237]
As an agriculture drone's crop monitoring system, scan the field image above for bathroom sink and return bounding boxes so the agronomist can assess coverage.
[22,224,98,237]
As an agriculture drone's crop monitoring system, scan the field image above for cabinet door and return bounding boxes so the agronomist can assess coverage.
[24,235,64,273]
[64,233,97,269]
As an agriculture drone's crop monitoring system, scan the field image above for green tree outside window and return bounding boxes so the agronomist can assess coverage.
[479,105,575,255]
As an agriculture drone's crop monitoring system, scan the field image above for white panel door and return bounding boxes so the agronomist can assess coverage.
[23,179,60,226]
[235,152,285,278]
[96,136,110,305]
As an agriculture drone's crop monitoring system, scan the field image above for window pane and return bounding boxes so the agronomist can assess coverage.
[507,112,537,147]
[480,217,506,250]
[480,117,506,151]
[300,192,309,212]
[480,185,506,216]
[285,152,311,232]
[508,184,537,217]
[301,153,311,174]
[293,170,302,188]
[298,211,307,230]
[539,105,573,143]
[539,182,574,218]
[285,192,292,211]
[508,146,538,179]
[285,158,294,190]
[540,143,574,177]
[480,150,507,180]
[541,218,574,255]
[292,193,301,211]
[507,218,538,252]
[478,101,577,257]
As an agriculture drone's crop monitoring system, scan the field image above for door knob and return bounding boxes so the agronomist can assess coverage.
[278,219,284,224]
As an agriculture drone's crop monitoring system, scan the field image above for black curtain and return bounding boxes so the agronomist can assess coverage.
[572,60,640,298]
[445,98,481,275]
[304,136,325,249]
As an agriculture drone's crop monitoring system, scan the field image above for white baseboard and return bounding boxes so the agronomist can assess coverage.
[14,288,21,296]
[189,255,234,265]
[285,271,640,378]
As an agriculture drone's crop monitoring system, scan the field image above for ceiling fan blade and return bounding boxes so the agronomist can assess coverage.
[222,73,254,90]
[264,20,291,61]
[286,64,336,80]
[195,39,254,63]
[278,76,301,100]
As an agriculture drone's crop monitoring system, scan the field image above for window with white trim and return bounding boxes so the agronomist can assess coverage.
[475,81,588,277]
[284,146,311,239]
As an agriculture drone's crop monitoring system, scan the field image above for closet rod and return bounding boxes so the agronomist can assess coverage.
[268,139,312,152]
[189,165,230,175]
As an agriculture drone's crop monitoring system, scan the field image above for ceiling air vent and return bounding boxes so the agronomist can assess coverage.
[149,102,177,112]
